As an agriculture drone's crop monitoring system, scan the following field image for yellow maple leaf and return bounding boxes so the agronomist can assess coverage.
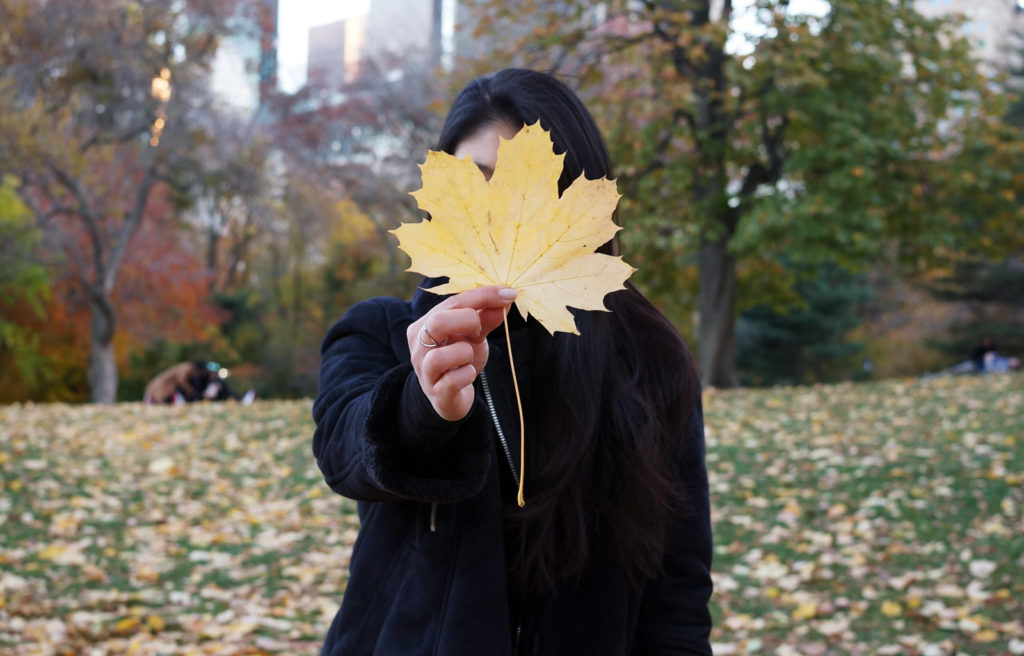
[145,614,166,632]
[393,121,634,335]
[113,616,141,635]
[791,601,817,620]
[880,600,902,617]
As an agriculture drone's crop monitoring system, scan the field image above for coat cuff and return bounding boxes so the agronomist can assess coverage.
[362,363,492,502]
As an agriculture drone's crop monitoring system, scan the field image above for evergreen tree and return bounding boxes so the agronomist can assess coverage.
[737,265,871,386]
[924,258,1024,362]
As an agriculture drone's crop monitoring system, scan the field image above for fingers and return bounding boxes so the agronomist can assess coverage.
[439,285,517,312]
[478,306,509,339]
[412,286,516,349]
[418,341,477,387]
[421,307,485,344]
[418,342,481,422]
[427,361,478,407]
[405,286,517,422]
[431,286,516,344]
[431,376,477,421]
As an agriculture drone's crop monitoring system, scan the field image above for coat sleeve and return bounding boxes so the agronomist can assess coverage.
[634,404,714,655]
[311,297,493,503]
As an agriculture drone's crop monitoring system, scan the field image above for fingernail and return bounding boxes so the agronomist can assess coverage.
[499,287,517,300]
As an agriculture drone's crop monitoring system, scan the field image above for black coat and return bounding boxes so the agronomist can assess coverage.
[312,288,713,655]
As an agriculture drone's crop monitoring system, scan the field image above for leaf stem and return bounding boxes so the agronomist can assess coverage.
[503,306,526,507]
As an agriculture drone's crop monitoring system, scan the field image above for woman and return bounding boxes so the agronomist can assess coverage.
[312,69,712,655]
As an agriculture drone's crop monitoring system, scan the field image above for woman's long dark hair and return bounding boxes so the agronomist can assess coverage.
[438,69,701,593]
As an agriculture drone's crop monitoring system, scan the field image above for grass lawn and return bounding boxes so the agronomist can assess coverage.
[704,373,1022,655]
[0,372,1020,654]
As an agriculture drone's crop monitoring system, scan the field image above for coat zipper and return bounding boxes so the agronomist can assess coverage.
[429,370,514,537]
[479,370,519,486]
[479,370,524,654]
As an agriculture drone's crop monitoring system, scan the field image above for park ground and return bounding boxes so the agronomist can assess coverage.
[0,373,1021,655]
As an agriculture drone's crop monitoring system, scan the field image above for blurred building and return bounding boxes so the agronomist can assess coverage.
[915,0,1023,67]
[364,0,441,63]
[307,19,349,88]
[209,0,278,114]
[305,0,453,89]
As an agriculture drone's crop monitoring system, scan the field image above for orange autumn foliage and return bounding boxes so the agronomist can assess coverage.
[112,199,226,351]
[0,186,225,403]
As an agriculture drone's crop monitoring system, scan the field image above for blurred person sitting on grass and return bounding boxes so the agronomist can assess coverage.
[144,361,254,405]
[938,335,1021,376]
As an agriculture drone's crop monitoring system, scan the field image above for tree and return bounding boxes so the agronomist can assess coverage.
[737,264,871,386]
[0,180,229,403]
[179,51,445,399]
[922,257,1024,362]
[914,24,1024,369]
[0,0,237,402]
[269,51,447,269]
[186,116,276,295]
[465,0,1024,386]
[266,51,446,325]
[0,176,51,395]
[1006,26,1024,127]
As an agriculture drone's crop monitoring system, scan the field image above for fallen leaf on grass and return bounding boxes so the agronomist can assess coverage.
[880,601,902,617]
[2,373,1022,655]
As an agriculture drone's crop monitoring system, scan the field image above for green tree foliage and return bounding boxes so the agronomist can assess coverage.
[0,176,51,394]
[923,258,1024,362]
[1006,27,1024,128]
[465,0,1024,386]
[928,259,1024,305]
[920,27,1024,368]
[737,265,871,386]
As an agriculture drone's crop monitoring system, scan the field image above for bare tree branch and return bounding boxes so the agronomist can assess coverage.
[46,159,106,282]
[105,163,156,293]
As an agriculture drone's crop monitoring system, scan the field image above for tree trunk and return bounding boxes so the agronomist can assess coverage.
[206,224,220,276]
[684,2,738,387]
[698,236,740,388]
[87,290,118,404]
